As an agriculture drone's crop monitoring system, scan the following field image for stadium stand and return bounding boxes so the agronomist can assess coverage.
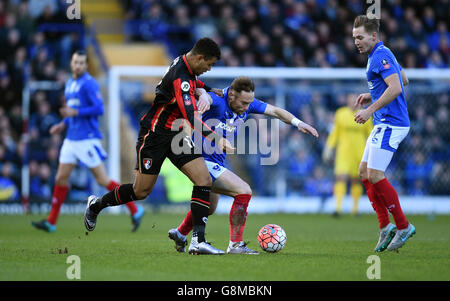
[0,0,448,208]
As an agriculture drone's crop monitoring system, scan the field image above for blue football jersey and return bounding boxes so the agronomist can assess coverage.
[63,72,104,140]
[197,87,267,166]
[366,41,410,127]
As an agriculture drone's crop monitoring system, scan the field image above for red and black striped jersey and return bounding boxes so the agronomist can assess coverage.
[140,54,218,140]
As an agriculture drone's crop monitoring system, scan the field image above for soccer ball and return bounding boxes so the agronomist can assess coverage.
[257,224,287,253]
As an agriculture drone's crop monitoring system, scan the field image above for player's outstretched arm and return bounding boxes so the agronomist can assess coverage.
[263,104,318,137]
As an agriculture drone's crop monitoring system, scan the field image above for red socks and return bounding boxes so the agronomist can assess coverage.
[106,180,119,191]
[106,180,138,215]
[47,185,69,225]
[372,178,408,230]
[177,194,252,242]
[229,194,251,242]
[178,209,193,236]
[47,180,138,226]
[362,178,408,230]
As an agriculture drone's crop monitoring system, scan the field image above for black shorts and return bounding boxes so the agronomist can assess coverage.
[135,128,202,174]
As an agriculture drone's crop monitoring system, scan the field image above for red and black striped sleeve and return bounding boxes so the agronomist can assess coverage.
[173,77,220,141]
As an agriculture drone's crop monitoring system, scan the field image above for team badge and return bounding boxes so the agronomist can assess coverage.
[183,93,191,105]
[381,59,390,69]
[181,81,190,92]
[143,158,152,170]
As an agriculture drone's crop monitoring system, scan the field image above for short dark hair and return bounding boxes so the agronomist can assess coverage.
[230,76,255,94]
[72,50,88,62]
[353,15,380,33]
[191,37,221,60]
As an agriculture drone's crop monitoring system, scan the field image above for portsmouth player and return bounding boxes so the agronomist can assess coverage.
[169,76,318,254]
[32,50,144,233]
[352,15,415,252]
[84,38,234,255]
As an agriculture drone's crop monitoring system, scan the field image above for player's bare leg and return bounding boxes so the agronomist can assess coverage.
[90,164,144,231]
[179,157,224,255]
[31,163,75,233]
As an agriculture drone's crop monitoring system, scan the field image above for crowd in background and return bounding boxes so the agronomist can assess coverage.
[122,0,449,69]
[0,0,86,202]
[0,0,449,203]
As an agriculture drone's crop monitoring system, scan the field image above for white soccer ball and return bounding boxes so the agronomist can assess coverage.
[257,224,287,253]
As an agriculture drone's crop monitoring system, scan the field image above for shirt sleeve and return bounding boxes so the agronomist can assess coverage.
[173,77,220,141]
[248,98,268,114]
[372,52,397,79]
[208,91,224,108]
[77,80,104,117]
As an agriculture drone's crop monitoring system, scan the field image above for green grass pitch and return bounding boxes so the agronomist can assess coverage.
[0,212,449,281]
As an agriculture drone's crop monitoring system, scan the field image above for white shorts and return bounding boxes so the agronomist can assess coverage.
[204,160,227,182]
[59,138,107,168]
[361,124,409,172]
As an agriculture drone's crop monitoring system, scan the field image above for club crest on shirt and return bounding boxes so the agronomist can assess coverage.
[183,93,191,105]
[181,81,190,92]
[143,158,152,170]
[381,59,390,69]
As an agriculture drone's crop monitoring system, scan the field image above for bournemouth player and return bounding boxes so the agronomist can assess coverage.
[168,76,318,254]
[32,50,144,233]
[352,15,415,252]
[322,94,372,216]
[84,38,234,255]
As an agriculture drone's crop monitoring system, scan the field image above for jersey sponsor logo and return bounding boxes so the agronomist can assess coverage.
[66,81,81,94]
[381,59,390,69]
[67,98,80,107]
[181,81,190,92]
[216,121,236,132]
[367,81,374,90]
[143,158,152,170]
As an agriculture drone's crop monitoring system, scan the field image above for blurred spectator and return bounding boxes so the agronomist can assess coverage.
[404,151,434,193]
[304,166,333,197]
[123,0,449,69]
[0,161,19,201]
[29,160,53,201]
